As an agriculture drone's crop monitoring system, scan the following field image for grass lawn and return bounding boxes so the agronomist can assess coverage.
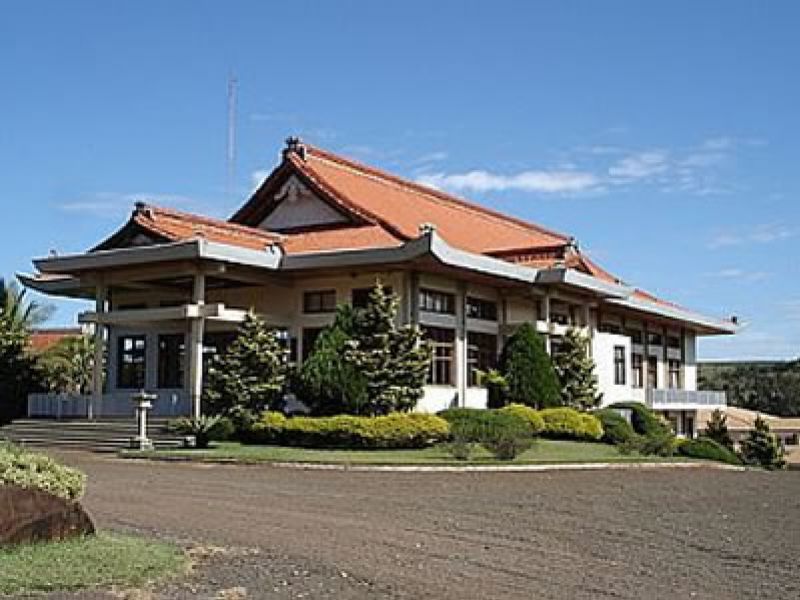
[0,533,186,596]
[122,439,694,465]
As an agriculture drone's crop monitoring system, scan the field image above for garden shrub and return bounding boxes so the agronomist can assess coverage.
[538,407,603,441]
[442,409,531,460]
[594,408,636,445]
[168,415,235,448]
[248,412,449,449]
[606,402,677,456]
[0,442,86,500]
[499,323,560,409]
[607,402,670,437]
[498,404,544,435]
[678,437,742,465]
[739,415,786,470]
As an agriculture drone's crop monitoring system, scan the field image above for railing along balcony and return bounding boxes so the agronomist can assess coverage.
[646,388,727,409]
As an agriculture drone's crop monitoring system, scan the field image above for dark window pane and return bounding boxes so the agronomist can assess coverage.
[303,290,337,314]
[117,335,147,389]
[352,287,393,309]
[467,332,497,386]
[423,326,455,385]
[157,334,185,389]
[466,297,497,321]
[419,288,455,315]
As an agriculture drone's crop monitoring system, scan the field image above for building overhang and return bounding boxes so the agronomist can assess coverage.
[607,296,737,335]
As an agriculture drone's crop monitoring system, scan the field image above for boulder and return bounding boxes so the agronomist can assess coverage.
[0,485,94,546]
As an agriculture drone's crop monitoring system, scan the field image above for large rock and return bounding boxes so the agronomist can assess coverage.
[0,485,94,546]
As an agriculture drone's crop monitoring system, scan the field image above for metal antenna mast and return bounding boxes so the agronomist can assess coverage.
[226,73,238,199]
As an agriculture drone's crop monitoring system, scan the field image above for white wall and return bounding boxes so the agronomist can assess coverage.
[593,332,633,407]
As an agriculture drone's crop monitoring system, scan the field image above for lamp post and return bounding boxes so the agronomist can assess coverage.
[130,391,157,450]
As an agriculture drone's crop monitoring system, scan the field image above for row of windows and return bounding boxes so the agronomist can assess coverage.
[423,327,497,386]
[302,287,397,314]
[614,346,682,389]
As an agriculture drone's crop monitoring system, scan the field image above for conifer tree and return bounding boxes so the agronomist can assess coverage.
[499,323,561,409]
[343,283,430,415]
[739,415,786,470]
[704,408,734,450]
[203,312,287,415]
[552,327,602,410]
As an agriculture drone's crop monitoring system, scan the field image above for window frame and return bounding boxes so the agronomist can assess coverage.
[668,359,682,389]
[419,288,456,315]
[424,326,455,386]
[613,346,626,385]
[646,356,659,389]
[632,353,644,388]
[117,334,147,390]
[303,290,337,314]
[467,331,498,387]
[157,333,185,389]
[465,297,498,321]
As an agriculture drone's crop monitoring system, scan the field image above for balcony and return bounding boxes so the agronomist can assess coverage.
[645,388,726,410]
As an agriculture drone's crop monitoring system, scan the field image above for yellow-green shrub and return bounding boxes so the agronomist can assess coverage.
[248,412,450,449]
[539,408,603,441]
[497,404,544,435]
[0,442,86,501]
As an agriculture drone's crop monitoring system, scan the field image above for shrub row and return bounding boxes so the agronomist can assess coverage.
[0,442,86,501]
[440,406,603,442]
[678,437,742,466]
[246,412,450,449]
[604,402,677,457]
[443,409,532,460]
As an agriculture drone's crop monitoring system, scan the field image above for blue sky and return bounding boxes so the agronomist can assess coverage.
[1,1,798,360]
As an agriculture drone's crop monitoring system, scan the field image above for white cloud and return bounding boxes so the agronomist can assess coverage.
[411,151,449,165]
[608,151,669,180]
[707,268,770,282]
[708,223,796,249]
[417,169,601,194]
[60,192,202,219]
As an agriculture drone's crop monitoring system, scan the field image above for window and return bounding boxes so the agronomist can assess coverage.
[647,356,658,389]
[157,334,185,389]
[646,331,663,346]
[551,312,570,326]
[467,332,497,386]
[424,327,455,385]
[613,346,626,385]
[626,329,643,344]
[668,359,681,389]
[303,290,336,314]
[632,353,644,388]
[466,297,497,321]
[302,327,325,361]
[419,288,455,315]
[599,322,622,334]
[667,335,681,349]
[352,286,393,309]
[117,335,147,389]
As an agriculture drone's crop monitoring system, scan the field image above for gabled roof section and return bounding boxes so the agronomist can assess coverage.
[233,139,571,256]
[93,203,284,252]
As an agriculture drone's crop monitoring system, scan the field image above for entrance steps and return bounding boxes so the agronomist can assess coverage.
[0,418,186,453]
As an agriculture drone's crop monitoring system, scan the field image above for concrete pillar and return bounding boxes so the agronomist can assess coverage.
[187,272,206,419]
[90,284,107,420]
[455,281,468,407]
[543,292,552,355]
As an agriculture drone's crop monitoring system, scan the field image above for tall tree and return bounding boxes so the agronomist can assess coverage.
[499,323,561,409]
[739,415,785,470]
[343,284,430,415]
[297,304,368,415]
[552,328,602,409]
[203,312,287,416]
[703,408,734,450]
[0,278,54,332]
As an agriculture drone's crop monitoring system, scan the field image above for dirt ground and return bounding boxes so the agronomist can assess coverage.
[35,452,800,600]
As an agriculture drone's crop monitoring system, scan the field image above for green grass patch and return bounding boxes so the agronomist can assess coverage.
[0,533,186,596]
[122,439,695,465]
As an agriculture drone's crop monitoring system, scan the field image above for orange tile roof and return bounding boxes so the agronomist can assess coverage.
[281,225,401,254]
[28,328,82,353]
[127,204,283,251]
[283,146,570,254]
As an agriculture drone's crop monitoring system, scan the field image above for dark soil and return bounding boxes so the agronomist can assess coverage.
[34,451,800,599]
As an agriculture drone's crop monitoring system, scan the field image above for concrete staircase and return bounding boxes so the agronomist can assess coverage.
[0,418,186,453]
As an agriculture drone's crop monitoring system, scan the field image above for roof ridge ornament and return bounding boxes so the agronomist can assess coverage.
[284,136,308,160]
[133,201,153,219]
[419,222,437,236]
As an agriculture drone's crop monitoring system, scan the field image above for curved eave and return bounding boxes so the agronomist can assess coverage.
[17,273,91,299]
[607,296,737,335]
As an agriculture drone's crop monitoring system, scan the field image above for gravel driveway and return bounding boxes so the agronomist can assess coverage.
[43,452,800,600]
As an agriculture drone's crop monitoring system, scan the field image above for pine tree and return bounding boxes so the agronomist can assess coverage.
[298,304,368,415]
[343,283,430,415]
[203,312,287,416]
[704,408,734,450]
[499,323,561,409]
[739,415,786,470]
[552,328,602,410]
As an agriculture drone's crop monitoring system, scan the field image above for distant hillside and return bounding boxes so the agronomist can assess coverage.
[699,359,800,417]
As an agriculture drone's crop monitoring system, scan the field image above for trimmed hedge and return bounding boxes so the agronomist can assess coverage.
[440,408,532,460]
[0,443,86,501]
[538,408,603,441]
[594,408,637,445]
[607,402,671,437]
[497,404,545,435]
[248,412,450,449]
[678,437,742,465]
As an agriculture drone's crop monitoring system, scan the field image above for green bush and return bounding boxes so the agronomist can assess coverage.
[441,409,531,460]
[678,437,742,465]
[248,412,450,449]
[168,415,235,449]
[594,408,636,445]
[607,402,670,437]
[0,442,86,500]
[538,407,603,441]
[499,323,561,409]
[497,404,544,435]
